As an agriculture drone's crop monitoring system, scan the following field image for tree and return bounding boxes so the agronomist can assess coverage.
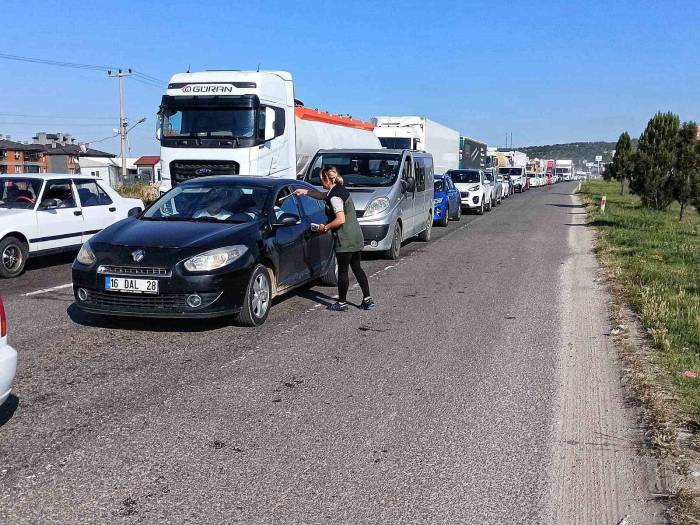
[672,121,700,220]
[607,132,633,194]
[630,112,680,210]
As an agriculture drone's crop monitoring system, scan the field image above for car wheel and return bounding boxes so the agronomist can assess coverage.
[452,202,461,221]
[385,222,402,260]
[438,206,449,227]
[235,264,272,327]
[477,200,484,215]
[418,213,432,241]
[0,236,28,279]
[319,254,338,286]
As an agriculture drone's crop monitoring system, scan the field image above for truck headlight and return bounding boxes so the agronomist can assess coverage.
[76,242,96,266]
[184,245,248,272]
[363,197,390,218]
[434,197,444,204]
[468,185,480,191]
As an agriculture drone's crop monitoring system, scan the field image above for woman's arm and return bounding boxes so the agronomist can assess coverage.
[293,188,326,200]
[320,211,345,232]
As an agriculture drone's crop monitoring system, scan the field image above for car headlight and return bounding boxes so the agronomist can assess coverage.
[434,197,444,204]
[363,197,390,218]
[76,242,96,266]
[184,245,248,272]
[468,185,480,191]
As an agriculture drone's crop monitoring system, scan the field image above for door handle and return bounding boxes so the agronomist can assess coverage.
[109,207,116,212]
[74,210,82,216]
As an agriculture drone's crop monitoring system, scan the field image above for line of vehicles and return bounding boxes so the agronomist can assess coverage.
[0,68,582,404]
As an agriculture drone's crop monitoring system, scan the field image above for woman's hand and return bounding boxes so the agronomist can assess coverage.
[293,188,308,196]
[318,223,329,233]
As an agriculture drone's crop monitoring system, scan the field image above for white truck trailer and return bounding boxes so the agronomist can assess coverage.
[157,70,380,191]
[371,116,459,174]
[555,159,574,181]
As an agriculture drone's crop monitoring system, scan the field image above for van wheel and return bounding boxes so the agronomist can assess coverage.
[418,213,432,241]
[0,236,28,278]
[385,223,402,260]
[320,255,338,286]
[235,264,272,327]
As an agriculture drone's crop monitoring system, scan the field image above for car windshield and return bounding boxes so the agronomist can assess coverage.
[446,170,480,183]
[434,179,444,192]
[142,183,269,223]
[0,177,43,209]
[307,153,401,187]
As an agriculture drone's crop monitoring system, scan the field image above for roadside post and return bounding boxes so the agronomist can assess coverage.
[601,195,607,213]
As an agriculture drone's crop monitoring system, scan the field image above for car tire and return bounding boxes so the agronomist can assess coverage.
[235,264,272,327]
[418,213,432,241]
[319,255,338,286]
[0,236,28,279]
[452,202,461,221]
[385,222,402,260]
[477,200,484,215]
[438,206,449,227]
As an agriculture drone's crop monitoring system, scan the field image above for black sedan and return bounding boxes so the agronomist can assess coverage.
[72,176,337,326]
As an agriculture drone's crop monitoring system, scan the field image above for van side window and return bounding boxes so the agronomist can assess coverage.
[401,157,412,182]
[414,158,425,192]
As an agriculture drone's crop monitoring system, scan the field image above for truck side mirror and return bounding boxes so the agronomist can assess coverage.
[264,107,276,142]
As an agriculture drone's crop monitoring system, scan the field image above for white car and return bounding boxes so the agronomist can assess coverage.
[497,176,509,199]
[0,174,143,278]
[0,295,16,406]
[447,169,492,214]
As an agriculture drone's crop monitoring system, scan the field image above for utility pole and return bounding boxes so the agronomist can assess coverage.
[108,68,132,186]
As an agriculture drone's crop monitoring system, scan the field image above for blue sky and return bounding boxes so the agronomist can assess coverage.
[1,0,698,156]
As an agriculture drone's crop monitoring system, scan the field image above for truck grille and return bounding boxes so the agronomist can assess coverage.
[97,265,171,277]
[170,160,240,184]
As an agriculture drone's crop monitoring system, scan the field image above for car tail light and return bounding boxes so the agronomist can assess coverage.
[0,296,6,338]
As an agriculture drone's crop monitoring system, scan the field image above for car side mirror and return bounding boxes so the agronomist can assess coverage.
[403,177,415,193]
[273,212,300,227]
[128,207,142,218]
[264,107,276,142]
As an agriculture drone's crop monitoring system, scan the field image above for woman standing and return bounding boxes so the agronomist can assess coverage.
[294,166,375,312]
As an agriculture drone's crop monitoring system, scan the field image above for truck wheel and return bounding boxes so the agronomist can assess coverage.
[0,236,28,278]
[319,255,338,286]
[385,223,402,260]
[418,213,432,241]
[235,264,272,327]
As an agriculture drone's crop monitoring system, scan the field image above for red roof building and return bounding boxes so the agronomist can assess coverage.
[134,155,161,183]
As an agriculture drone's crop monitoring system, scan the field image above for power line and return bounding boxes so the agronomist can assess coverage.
[0,53,118,72]
[0,112,117,120]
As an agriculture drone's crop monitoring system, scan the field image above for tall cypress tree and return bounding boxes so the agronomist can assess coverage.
[630,112,680,209]
[607,131,633,195]
[673,121,700,220]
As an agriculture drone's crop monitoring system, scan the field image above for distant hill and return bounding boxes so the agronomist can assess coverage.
[499,140,638,165]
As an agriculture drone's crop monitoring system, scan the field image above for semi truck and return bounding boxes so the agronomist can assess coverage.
[371,116,459,174]
[459,136,487,169]
[555,159,574,181]
[157,70,381,192]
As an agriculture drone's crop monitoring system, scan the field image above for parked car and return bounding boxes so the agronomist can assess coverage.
[73,177,337,327]
[499,167,527,193]
[527,172,538,188]
[497,175,509,199]
[0,295,17,406]
[305,149,435,260]
[432,174,461,226]
[447,169,490,214]
[485,169,502,206]
[0,174,144,278]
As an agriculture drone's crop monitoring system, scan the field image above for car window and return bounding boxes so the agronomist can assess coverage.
[273,187,299,220]
[40,180,76,209]
[298,193,324,216]
[75,180,113,207]
[0,177,43,209]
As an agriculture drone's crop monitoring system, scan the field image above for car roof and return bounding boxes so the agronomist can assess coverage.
[1,173,105,182]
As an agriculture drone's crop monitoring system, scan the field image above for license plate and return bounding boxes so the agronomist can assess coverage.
[105,276,158,294]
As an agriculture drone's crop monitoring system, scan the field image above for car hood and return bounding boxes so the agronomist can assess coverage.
[453,182,481,192]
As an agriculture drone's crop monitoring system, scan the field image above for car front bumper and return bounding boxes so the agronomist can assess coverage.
[460,192,482,209]
[0,343,17,406]
[72,262,255,319]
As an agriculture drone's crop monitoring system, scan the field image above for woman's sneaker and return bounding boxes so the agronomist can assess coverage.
[328,301,349,312]
[361,297,376,310]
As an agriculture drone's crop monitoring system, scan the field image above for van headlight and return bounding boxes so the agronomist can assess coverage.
[76,242,96,266]
[468,185,480,191]
[184,245,248,272]
[363,197,390,218]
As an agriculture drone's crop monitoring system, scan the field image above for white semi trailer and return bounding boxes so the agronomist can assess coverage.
[555,159,574,181]
[157,70,380,191]
[371,116,459,174]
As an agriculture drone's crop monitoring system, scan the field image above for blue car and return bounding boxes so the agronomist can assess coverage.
[433,174,461,226]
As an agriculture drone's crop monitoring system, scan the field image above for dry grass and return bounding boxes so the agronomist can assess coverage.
[116,182,160,204]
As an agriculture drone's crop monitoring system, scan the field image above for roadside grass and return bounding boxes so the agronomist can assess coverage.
[579,180,700,428]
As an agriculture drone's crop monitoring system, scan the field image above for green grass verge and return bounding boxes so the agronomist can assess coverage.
[579,180,700,425]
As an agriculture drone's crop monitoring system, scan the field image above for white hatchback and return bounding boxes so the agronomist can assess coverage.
[0,295,16,406]
[0,174,143,278]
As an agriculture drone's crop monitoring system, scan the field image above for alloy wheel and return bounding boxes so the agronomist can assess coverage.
[2,244,22,272]
[251,273,270,318]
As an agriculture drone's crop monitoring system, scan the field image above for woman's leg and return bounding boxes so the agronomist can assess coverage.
[349,251,371,299]
[336,252,352,303]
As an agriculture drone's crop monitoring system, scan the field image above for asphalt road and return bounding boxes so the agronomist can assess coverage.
[0,183,661,524]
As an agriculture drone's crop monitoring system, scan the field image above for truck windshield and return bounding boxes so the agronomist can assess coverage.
[498,168,523,176]
[307,153,401,187]
[446,170,480,183]
[0,177,43,209]
[161,107,256,138]
[378,137,411,150]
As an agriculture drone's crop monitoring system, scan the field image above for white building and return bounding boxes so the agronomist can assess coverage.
[79,157,138,188]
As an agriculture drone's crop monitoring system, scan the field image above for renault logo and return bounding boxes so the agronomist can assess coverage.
[195,167,212,176]
[132,249,145,263]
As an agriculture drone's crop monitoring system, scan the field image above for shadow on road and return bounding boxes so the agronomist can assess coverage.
[0,394,19,428]
[24,251,77,272]
[546,203,585,208]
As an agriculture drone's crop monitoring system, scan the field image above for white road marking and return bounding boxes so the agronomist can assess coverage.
[22,283,73,297]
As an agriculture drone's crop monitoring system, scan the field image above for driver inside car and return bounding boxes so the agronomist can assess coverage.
[192,188,234,220]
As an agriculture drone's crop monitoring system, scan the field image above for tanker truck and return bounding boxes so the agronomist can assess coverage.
[157,70,380,192]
